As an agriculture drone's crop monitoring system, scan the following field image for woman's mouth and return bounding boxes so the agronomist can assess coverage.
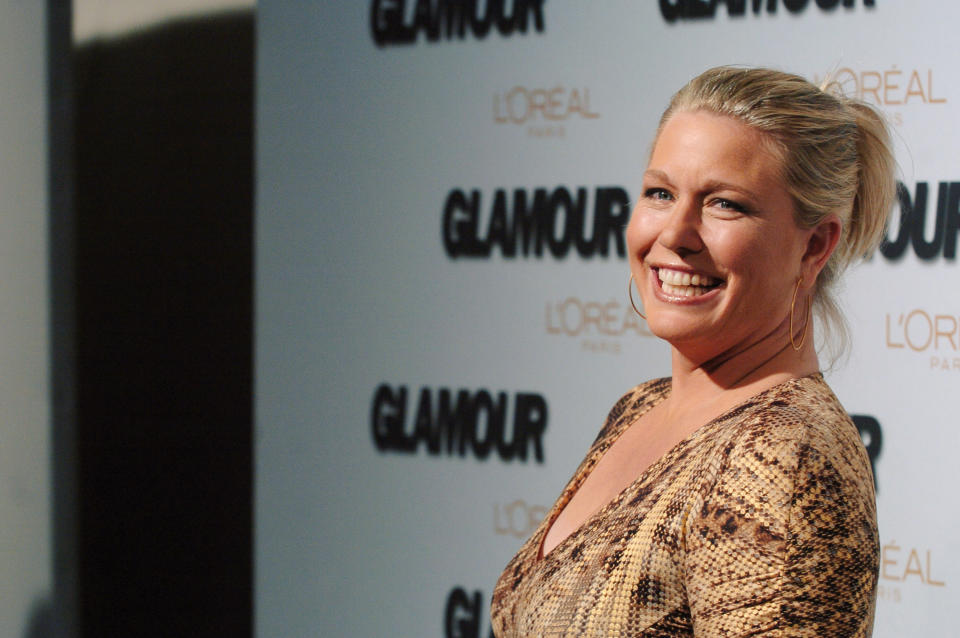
[656,267,722,298]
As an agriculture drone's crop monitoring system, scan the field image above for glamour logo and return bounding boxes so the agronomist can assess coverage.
[371,385,548,462]
[851,414,882,489]
[884,309,960,371]
[660,0,875,22]
[444,587,493,638]
[880,182,960,262]
[442,186,630,259]
[494,499,547,539]
[493,86,599,138]
[370,0,545,46]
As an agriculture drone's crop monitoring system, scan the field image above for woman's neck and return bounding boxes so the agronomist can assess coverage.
[664,321,821,422]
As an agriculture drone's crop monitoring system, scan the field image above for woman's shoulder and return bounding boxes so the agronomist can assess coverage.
[711,374,873,500]
[606,376,671,423]
[732,373,862,452]
[690,374,875,535]
[616,376,672,413]
[590,377,671,446]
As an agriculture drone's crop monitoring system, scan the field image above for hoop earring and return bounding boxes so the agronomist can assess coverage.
[628,274,646,320]
[790,277,811,352]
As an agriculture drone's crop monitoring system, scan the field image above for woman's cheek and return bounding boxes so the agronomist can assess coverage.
[625,208,654,261]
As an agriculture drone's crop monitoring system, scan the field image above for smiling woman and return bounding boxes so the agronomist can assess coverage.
[491,67,895,637]
[629,111,822,362]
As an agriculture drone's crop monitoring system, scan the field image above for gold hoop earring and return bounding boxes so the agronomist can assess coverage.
[790,277,811,352]
[628,274,646,320]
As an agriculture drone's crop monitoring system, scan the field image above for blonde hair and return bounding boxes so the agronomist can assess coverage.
[658,66,896,361]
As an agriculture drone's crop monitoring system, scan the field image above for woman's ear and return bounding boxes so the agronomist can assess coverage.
[801,214,842,286]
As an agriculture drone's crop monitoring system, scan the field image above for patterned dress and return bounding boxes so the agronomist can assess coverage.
[490,374,879,637]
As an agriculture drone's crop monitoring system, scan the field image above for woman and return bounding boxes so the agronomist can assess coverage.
[491,67,894,637]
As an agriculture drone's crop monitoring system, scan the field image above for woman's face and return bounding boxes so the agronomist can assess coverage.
[627,110,813,360]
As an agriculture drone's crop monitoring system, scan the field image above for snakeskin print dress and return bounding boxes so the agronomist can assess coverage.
[491,374,879,637]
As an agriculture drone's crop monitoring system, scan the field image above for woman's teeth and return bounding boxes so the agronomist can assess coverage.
[661,282,710,297]
[658,268,719,297]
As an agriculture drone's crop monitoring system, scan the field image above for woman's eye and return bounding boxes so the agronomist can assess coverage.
[713,198,745,212]
[644,188,672,201]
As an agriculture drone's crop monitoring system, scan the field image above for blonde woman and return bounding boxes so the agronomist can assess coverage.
[492,66,893,637]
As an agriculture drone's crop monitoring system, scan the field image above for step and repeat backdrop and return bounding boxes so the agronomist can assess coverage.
[256,2,957,636]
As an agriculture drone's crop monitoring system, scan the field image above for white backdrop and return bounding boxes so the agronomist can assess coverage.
[257,2,958,636]
[0,2,51,637]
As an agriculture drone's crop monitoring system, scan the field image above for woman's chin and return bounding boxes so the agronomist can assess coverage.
[644,315,706,345]
[643,309,728,354]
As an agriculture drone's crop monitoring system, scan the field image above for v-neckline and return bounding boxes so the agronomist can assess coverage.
[536,373,820,562]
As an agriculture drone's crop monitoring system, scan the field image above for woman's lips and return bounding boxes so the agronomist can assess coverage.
[654,266,723,299]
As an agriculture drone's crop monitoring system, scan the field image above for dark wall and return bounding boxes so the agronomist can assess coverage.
[72,11,253,637]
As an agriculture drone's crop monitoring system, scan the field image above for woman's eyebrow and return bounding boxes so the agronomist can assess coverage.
[644,170,760,202]
[699,179,760,201]
[642,169,673,184]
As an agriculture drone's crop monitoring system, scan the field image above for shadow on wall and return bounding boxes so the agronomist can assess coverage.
[72,9,253,638]
[24,595,64,638]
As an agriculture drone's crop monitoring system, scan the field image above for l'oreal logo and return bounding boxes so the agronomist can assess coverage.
[813,67,946,108]
[493,87,599,125]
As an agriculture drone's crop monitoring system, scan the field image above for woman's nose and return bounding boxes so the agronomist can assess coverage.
[657,197,704,256]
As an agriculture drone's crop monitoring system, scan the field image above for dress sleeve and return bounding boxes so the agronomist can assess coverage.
[683,411,880,637]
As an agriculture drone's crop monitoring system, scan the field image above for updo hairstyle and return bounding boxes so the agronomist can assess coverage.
[657,66,896,360]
